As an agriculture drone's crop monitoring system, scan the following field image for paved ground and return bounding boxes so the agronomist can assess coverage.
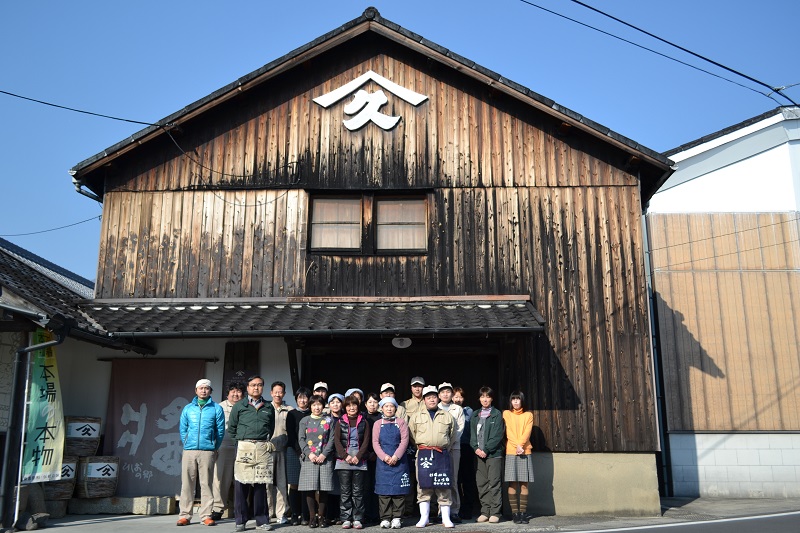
[44,498,800,532]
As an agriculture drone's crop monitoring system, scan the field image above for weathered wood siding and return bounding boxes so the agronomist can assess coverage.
[648,212,800,432]
[92,37,658,451]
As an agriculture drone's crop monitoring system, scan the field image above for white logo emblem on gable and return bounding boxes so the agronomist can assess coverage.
[313,70,428,131]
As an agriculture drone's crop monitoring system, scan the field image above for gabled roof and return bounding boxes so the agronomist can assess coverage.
[70,7,671,188]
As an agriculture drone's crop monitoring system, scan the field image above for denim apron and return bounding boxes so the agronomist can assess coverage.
[374,419,410,495]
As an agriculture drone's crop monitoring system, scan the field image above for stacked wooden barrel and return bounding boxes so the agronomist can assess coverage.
[42,416,119,517]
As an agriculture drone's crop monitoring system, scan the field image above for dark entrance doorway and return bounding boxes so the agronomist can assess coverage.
[299,336,505,406]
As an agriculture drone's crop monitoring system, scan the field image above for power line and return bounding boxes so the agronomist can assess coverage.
[566,0,798,106]
[647,214,800,254]
[651,237,799,271]
[516,0,783,105]
[0,90,168,126]
[0,215,101,237]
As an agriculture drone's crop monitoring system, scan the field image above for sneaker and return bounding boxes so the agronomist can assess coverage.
[203,518,217,526]
[342,521,352,529]
[278,518,289,525]
[488,516,500,523]
[380,520,391,529]
[391,518,402,529]
[256,524,274,531]
[211,512,223,521]
[352,522,363,530]
[476,515,489,523]
[177,518,190,526]
[235,525,246,532]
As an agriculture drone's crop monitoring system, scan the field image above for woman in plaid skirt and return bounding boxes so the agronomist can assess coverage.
[502,391,534,524]
[299,395,336,527]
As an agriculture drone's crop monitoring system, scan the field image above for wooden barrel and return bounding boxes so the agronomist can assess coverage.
[64,416,101,457]
[76,456,119,498]
[42,455,78,500]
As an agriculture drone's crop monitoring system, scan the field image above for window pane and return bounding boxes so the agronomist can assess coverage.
[311,198,362,250]
[376,199,427,251]
[310,224,361,249]
[377,225,426,250]
[313,198,361,223]
[377,200,425,223]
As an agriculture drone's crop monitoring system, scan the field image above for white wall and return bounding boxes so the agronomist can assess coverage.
[54,335,299,435]
[670,433,800,498]
[649,143,798,213]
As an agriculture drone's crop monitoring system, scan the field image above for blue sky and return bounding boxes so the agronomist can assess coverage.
[2,0,798,282]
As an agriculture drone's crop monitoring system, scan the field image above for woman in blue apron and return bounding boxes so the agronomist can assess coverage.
[372,397,410,529]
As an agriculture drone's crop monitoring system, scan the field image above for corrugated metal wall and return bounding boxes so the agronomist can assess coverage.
[649,212,800,431]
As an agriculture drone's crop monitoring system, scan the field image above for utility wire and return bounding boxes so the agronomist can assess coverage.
[566,0,799,106]
[517,0,782,104]
[0,215,101,237]
[0,90,168,126]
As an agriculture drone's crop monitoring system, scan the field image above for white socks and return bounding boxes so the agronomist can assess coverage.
[415,502,430,528]
[440,506,454,528]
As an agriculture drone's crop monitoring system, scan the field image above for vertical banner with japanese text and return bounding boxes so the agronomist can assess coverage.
[21,328,65,483]
[104,359,204,496]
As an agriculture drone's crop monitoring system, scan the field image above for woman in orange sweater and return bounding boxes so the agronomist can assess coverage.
[502,391,533,524]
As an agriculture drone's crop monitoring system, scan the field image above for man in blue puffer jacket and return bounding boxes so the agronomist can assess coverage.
[177,378,226,527]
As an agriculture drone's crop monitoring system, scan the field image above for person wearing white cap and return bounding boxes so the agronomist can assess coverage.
[177,379,226,527]
[437,382,465,523]
[380,383,406,420]
[401,377,425,420]
[400,378,425,518]
[407,386,455,528]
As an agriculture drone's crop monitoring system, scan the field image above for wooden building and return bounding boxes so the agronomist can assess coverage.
[66,8,672,513]
[647,107,800,498]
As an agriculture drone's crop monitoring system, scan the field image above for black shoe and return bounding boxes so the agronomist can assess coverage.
[309,516,319,529]
[512,513,520,524]
[518,513,529,524]
[292,516,302,526]
[451,514,462,524]
[301,518,309,526]
[211,512,223,522]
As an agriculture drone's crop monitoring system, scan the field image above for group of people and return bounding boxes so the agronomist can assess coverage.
[177,376,535,531]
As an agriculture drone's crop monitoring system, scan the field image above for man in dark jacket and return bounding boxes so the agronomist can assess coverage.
[228,375,277,532]
[177,378,226,527]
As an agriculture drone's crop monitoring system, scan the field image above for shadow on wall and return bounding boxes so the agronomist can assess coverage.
[654,292,726,497]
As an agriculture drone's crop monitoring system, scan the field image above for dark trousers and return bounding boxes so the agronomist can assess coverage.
[235,480,268,526]
[365,460,378,521]
[337,470,366,522]
[458,449,478,517]
[475,456,503,518]
[378,495,405,521]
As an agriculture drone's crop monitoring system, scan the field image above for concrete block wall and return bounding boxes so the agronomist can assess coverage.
[670,433,800,497]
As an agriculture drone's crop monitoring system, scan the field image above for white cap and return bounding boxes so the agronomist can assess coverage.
[438,382,453,392]
[196,379,212,389]
[380,383,395,393]
[422,385,439,397]
[313,381,328,391]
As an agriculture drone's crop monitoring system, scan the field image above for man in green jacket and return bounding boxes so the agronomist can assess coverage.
[469,386,505,523]
[228,375,276,532]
